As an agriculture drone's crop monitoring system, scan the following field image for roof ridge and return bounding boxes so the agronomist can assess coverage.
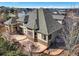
[38,8,48,35]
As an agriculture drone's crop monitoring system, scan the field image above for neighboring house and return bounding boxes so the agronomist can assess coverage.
[8,13,16,18]
[4,18,17,34]
[49,9,60,14]
[52,14,65,24]
[48,9,65,24]
[4,10,17,34]
[20,9,63,47]
[57,9,67,15]
[4,10,27,34]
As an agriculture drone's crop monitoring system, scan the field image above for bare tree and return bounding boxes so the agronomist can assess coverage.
[62,11,79,55]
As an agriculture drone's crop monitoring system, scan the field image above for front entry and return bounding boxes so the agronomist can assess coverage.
[34,32,38,42]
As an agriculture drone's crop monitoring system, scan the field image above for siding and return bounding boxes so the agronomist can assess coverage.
[37,33,48,46]
[23,28,27,35]
[23,28,48,46]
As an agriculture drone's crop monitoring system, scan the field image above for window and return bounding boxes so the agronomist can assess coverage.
[48,34,52,40]
[27,31,33,37]
[42,34,46,40]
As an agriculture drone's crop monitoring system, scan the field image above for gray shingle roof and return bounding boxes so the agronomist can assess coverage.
[26,9,63,35]
[37,9,62,35]
[4,18,12,25]
[37,9,48,35]
[4,18,17,25]
[26,10,38,29]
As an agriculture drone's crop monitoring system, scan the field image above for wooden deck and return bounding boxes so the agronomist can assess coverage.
[44,49,64,56]
[32,42,48,53]
[49,49,64,56]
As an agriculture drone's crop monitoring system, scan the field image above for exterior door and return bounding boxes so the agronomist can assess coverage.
[34,32,38,42]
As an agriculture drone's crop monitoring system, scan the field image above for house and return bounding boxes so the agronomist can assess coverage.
[4,10,26,34]
[57,9,67,15]
[20,9,63,47]
[52,14,65,24]
[46,9,65,24]
[4,18,17,34]
[48,9,60,14]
